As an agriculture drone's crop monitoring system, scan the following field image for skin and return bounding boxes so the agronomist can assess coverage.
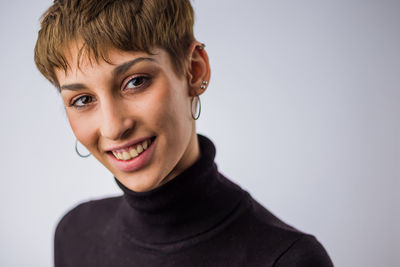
[56,42,210,192]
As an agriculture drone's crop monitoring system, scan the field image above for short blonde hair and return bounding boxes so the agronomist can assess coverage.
[34,0,195,88]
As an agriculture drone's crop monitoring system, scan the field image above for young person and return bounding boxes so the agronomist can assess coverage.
[34,0,334,266]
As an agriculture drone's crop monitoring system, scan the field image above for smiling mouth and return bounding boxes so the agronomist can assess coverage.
[111,137,156,161]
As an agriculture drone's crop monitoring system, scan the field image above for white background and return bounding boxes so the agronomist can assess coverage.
[0,0,399,266]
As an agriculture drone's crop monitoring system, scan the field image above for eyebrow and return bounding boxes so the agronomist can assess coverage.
[60,57,157,91]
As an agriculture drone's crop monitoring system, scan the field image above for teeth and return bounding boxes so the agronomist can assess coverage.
[136,144,143,154]
[130,148,138,158]
[113,151,123,160]
[142,140,148,150]
[122,151,130,160]
[112,138,153,161]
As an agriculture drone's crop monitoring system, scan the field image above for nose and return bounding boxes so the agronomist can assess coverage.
[99,99,135,140]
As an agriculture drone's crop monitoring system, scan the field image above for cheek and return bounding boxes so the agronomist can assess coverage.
[145,81,191,134]
[66,111,98,148]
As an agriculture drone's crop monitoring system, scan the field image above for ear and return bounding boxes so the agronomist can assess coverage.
[186,42,211,97]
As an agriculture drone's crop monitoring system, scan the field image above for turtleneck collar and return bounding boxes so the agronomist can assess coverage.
[113,134,246,245]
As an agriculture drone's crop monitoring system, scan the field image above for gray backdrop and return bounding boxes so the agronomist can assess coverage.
[0,0,399,266]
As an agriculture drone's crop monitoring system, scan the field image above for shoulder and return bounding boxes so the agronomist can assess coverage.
[236,194,333,266]
[272,234,334,267]
[55,195,122,239]
[54,196,123,265]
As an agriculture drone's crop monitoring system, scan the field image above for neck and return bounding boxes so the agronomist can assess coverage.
[159,129,201,188]
[113,134,246,245]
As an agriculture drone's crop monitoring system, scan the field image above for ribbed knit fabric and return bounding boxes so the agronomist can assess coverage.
[54,134,334,267]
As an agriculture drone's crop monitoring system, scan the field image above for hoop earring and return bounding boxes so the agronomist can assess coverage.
[191,95,201,120]
[75,139,91,158]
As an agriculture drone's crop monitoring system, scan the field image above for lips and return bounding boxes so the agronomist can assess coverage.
[107,136,157,172]
[111,137,154,161]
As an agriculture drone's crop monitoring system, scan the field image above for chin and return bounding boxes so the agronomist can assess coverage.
[116,170,165,193]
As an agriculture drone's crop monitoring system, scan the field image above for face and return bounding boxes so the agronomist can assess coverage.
[57,46,204,192]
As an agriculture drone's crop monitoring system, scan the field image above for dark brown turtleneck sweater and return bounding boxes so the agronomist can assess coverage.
[54,134,334,267]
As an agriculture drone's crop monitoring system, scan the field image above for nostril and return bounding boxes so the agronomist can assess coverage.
[100,118,136,140]
[120,126,135,140]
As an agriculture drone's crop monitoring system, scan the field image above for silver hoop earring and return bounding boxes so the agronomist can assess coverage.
[75,139,91,158]
[191,95,201,120]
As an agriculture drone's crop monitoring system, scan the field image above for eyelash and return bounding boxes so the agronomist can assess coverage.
[123,75,151,92]
[69,75,152,109]
[69,95,95,109]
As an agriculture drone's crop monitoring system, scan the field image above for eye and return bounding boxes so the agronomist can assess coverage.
[70,95,95,108]
[124,76,150,91]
